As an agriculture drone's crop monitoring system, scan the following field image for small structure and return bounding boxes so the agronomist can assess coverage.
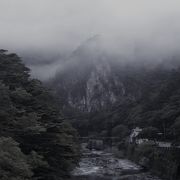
[136,138,149,145]
[129,127,142,143]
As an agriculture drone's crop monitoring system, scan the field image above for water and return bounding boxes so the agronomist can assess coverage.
[70,145,162,180]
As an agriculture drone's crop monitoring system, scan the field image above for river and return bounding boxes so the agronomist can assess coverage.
[70,144,162,180]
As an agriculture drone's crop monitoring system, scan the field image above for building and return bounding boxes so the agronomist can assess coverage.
[129,127,142,143]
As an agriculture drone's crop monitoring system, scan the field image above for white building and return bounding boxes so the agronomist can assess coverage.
[129,127,142,143]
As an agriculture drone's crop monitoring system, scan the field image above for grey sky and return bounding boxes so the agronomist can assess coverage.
[0,0,180,80]
[0,0,180,54]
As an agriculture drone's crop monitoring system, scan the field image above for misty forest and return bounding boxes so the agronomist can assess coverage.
[1,1,180,180]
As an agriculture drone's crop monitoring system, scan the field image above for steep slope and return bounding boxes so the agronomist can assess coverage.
[0,50,80,180]
[51,37,145,112]
[49,37,180,142]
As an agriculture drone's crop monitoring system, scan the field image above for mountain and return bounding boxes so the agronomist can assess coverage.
[50,37,146,112]
[49,38,180,142]
[50,37,179,113]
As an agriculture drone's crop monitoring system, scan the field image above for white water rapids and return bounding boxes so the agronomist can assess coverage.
[70,144,162,180]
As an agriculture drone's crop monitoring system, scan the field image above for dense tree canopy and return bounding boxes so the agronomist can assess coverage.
[68,64,180,143]
[0,50,80,180]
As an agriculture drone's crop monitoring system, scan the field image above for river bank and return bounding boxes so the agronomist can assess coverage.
[124,143,180,180]
[70,144,162,180]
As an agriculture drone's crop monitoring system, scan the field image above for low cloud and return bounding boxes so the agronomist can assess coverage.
[0,0,180,79]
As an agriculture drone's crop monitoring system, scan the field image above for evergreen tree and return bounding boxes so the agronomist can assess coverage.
[0,50,80,179]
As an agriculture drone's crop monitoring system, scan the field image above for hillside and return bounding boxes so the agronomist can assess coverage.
[0,49,80,180]
[49,40,180,143]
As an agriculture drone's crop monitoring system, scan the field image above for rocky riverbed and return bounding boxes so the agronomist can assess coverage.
[70,144,162,180]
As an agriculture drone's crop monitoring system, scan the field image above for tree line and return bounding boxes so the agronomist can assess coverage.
[0,49,80,180]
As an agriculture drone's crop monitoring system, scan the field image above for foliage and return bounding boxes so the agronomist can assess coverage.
[0,50,80,179]
[0,137,33,180]
[138,127,159,140]
[112,124,129,139]
[135,144,154,159]
[68,65,180,142]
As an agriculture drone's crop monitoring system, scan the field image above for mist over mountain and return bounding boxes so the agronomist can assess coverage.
[19,34,180,82]
[45,36,180,113]
[20,51,66,81]
[44,37,180,152]
[1,0,180,79]
[1,1,180,179]
[16,33,180,114]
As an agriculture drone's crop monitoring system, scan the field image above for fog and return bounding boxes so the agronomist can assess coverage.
[0,0,180,79]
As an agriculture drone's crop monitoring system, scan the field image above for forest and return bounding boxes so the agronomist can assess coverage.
[1,0,180,179]
[1,48,180,179]
[0,50,80,180]
[52,56,180,144]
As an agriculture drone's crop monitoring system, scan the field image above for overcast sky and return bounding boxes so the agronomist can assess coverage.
[0,0,180,55]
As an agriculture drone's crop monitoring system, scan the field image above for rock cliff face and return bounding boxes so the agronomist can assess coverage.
[52,60,125,112]
[50,37,143,112]
[50,36,180,113]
